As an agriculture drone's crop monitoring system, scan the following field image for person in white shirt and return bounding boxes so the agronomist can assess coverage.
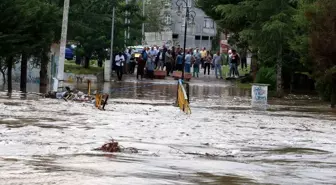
[115,52,125,81]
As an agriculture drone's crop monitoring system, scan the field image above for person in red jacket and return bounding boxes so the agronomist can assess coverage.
[137,55,146,80]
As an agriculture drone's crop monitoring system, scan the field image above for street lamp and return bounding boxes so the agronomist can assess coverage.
[175,0,196,80]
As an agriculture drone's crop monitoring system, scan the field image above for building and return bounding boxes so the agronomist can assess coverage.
[144,0,216,50]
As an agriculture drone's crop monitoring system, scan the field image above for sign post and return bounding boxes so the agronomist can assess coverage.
[251,83,270,110]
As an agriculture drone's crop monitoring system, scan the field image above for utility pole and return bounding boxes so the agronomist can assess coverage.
[124,0,128,49]
[110,6,115,66]
[105,6,116,82]
[142,0,145,45]
[55,0,70,92]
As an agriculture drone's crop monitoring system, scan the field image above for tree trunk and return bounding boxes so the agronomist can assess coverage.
[6,56,13,94]
[40,48,49,94]
[0,69,5,85]
[20,53,28,93]
[289,71,294,94]
[331,73,336,108]
[251,53,258,81]
[84,55,90,68]
[276,45,283,97]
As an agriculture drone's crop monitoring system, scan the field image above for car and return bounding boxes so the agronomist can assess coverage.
[65,48,74,60]
[129,45,144,59]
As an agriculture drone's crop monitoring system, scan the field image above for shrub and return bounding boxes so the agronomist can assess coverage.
[255,67,276,90]
[315,76,332,101]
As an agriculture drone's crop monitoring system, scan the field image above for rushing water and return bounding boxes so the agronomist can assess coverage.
[0,80,335,185]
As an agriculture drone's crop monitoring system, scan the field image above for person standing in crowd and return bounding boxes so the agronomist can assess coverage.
[175,52,183,71]
[228,49,234,77]
[137,54,146,80]
[200,47,207,68]
[115,52,125,81]
[165,49,173,76]
[193,48,201,77]
[214,51,223,79]
[149,47,157,68]
[204,51,212,75]
[155,48,160,69]
[122,50,128,74]
[171,46,176,73]
[142,48,148,62]
[193,47,198,55]
[126,48,132,74]
[146,55,155,80]
[129,48,136,74]
[211,51,215,70]
[162,46,167,69]
[240,52,247,71]
[185,50,192,73]
[177,45,181,53]
[156,48,164,70]
[230,49,240,78]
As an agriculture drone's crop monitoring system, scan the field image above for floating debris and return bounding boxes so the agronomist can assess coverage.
[96,140,139,153]
[45,86,109,110]
[99,140,121,153]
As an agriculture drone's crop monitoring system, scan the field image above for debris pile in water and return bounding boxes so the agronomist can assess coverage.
[95,140,139,153]
[45,86,109,110]
[99,140,121,153]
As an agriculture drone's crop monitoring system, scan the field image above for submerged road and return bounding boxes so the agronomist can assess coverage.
[0,80,335,185]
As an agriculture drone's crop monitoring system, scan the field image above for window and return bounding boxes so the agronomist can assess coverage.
[165,14,171,25]
[203,17,214,28]
[202,36,209,40]
[195,35,201,40]
[173,34,179,39]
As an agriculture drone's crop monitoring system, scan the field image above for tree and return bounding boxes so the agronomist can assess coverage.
[67,0,144,68]
[309,0,336,107]
[143,0,166,33]
[197,0,297,97]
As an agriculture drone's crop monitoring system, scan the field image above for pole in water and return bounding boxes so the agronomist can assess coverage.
[88,80,91,96]
[102,95,109,110]
[186,82,190,104]
[181,6,188,80]
[57,0,70,91]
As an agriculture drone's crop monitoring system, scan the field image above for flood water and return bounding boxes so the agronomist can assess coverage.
[0,80,335,185]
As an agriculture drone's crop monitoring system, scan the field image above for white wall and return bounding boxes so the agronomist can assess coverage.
[145,31,173,47]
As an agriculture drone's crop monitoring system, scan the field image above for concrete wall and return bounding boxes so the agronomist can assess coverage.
[144,31,173,47]
[0,43,60,88]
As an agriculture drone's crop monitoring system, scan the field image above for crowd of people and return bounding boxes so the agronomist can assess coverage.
[112,45,248,81]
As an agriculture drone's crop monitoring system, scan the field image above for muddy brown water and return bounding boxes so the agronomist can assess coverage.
[0,80,335,185]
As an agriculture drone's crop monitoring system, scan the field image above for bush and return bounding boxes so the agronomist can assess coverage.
[255,67,276,90]
[315,76,332,101]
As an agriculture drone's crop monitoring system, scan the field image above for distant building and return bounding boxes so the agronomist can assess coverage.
[144,0,216,49]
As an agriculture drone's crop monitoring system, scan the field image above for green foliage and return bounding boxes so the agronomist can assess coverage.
[315,76,332,101]
[64,60,103,75]
[255,67,276,90]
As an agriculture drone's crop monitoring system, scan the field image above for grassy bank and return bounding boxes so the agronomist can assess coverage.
[64,60,103,75]
[221,65,250,77]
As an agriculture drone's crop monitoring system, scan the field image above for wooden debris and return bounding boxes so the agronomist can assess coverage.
[99,140,121,153]
[96,140,139,153]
